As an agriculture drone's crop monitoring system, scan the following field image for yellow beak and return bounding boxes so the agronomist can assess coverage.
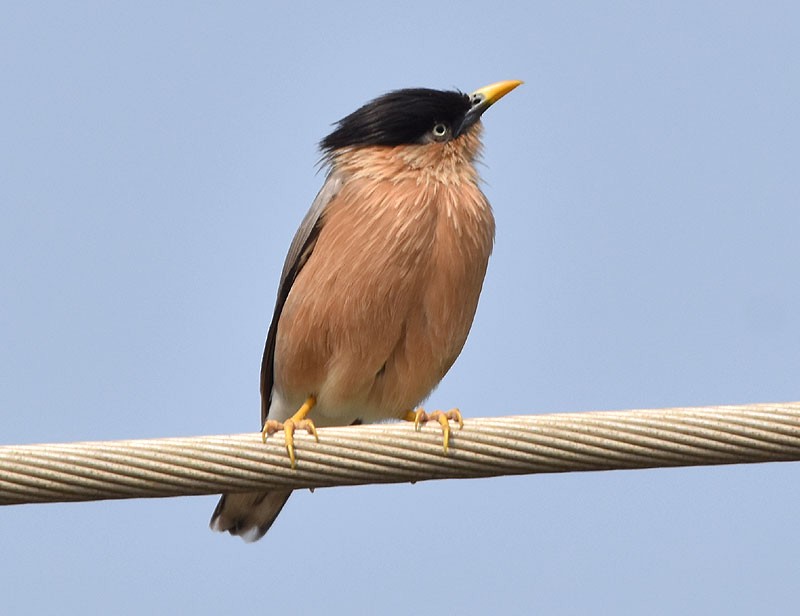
[470,80,524,107]
[456,79,522,136]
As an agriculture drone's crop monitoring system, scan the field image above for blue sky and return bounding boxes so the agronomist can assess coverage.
[2,2,799,614]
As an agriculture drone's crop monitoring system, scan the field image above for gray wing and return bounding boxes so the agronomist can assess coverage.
[260,170,344,425]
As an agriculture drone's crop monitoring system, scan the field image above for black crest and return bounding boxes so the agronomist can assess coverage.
[321,88,471,151]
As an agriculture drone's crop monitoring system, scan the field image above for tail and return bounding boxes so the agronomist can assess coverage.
[209,490,292,542]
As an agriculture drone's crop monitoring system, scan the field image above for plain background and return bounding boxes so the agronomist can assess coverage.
[2,2,799,614]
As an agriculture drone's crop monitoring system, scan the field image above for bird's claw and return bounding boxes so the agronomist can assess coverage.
[262,396,318,469]
[405,408,463,454]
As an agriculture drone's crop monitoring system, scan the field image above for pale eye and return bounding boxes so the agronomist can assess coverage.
[431,122,449,141]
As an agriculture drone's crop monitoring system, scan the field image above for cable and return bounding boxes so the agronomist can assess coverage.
[1,401,798,506]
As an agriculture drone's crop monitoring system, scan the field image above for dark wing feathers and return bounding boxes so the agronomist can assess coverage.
[260,171,344,425]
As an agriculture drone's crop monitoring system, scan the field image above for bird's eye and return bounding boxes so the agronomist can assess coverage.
[431,122,450,141]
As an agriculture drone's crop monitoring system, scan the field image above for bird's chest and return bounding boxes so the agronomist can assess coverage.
[334,178,493,288]
[274,177,493,419]
[290,177,495,342]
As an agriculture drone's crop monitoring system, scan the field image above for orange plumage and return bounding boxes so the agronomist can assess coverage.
[275,129,494,425]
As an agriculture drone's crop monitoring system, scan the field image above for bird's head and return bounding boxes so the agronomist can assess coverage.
[320,80,522,156]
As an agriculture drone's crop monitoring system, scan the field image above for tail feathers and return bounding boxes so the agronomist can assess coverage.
[209,490,292,542]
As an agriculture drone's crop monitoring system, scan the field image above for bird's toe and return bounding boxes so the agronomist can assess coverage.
[404,407,463,454]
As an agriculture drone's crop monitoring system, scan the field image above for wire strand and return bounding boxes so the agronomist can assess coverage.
[2,401,799,506]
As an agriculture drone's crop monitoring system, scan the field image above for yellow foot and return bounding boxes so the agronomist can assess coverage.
[261,396,318,468]
[403,408,464,454]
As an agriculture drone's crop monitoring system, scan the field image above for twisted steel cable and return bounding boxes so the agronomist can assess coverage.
[1,402,799,506]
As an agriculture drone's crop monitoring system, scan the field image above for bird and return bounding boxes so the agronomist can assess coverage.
[210,80,522,542]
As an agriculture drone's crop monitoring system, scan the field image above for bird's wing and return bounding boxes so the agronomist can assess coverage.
[260,170,345,425]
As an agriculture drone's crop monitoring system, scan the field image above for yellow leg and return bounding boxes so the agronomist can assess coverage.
[403,408,464,454]
[261,396,318,468]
